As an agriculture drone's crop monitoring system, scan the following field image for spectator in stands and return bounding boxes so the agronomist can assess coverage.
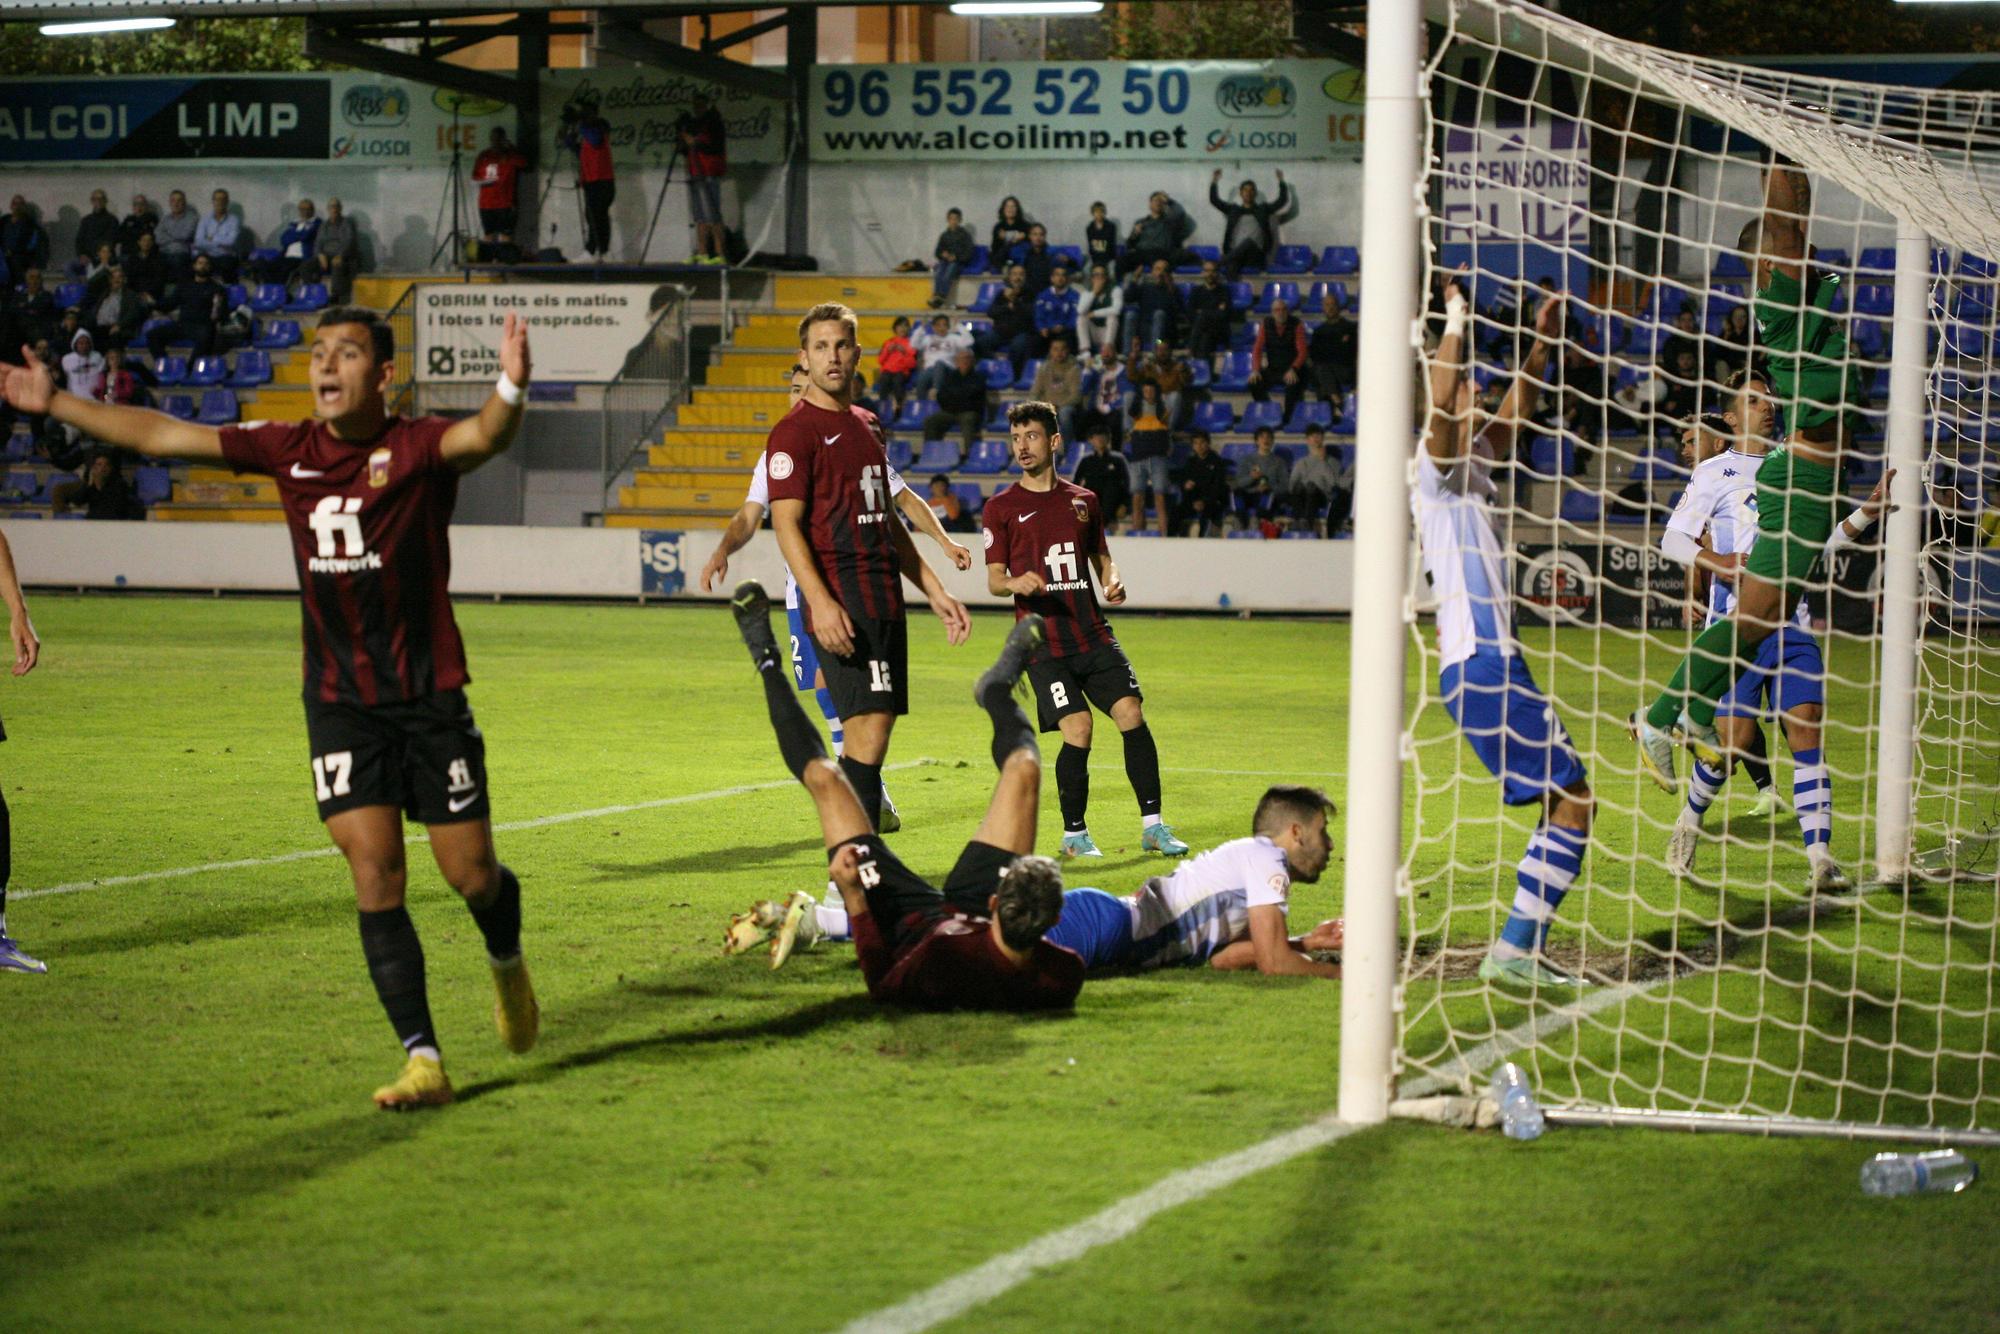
[74,189,121,267]
[679,93,729,265]
[1714,305,1753,382]
[1085,201,1118,273]
[1123,258,1181,362]
[90,267,146,348]
[911,312,971,399]
[99,345,147,407]
[194,188,242,280]
[1289,425,1347,536]
[1653,344,1700,425]
[310,197,360,303]
[1033,264,1079,356]
[874,316,917,414]
[1658,301,1701,378]
[52,309,84,362]
[1307,287,1357,402]
[1233,426,1290,525]
[1117,191,1194,278]
[1075,265,1123,365]
[155,190,197,277]
[473,127,529,255]
[1074,425,1132,529]
[1185,260,1235,364]
[1208,169,1296,279]
[148,253,227,359]
[927,473,974,533]
[273,199,322,283]
[1017,223,1069,298]
[1176,428,1231,537]
[978,265,1036,377]
[1131,341,1189,430]
[1124,381,1173,532]
[123,231,167,306]
[1248,297,1308,421]
[119,193,157,256]
[81,242,119,302]
[990,197,1032,270]
[1076,348,1125,446]
[53,451,143,520]
[16,269,55,343]
[61,329,106,404]
[923,346,987,462]
[930,207,975,309]
[559,94,618,258]
[2,197,49,278]
[1028,335,1083,441]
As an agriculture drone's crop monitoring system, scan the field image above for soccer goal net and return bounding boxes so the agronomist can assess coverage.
[1358,0,2000,1143]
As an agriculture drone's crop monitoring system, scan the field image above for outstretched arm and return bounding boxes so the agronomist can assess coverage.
[0,343,222,461]
[440,312,530,472]
[1209,905,1338,977]
[1483,294,1562,463]
[1825,467,1894,554]
[893,488,972,570]
[1423,278,1473,463]
[1761,163,1809,284]
[700,500,766,592]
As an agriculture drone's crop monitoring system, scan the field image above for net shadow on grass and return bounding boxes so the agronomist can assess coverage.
[581,836,829,881]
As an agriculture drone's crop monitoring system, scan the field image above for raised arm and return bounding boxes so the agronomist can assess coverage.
[893,487,972,570]
[439,312,529,472]
[1826,467,1894,554]
[1760,162,1809,284]
[0,528,39,676]
[0,343,222,461]
[1483,293,1562,463]
[699,499,766,593]
[1422,279,1473,463]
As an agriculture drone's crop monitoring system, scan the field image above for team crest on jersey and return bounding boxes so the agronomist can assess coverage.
[770,452,795,481]
[1268,872,1290,898]
[367,447,392,488]
[1070,495,1091,525]
[983,527,995,550]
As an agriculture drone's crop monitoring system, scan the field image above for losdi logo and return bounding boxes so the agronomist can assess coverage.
[332,134,411,159]
[341,84,409,127]
[1215,74,1295,119]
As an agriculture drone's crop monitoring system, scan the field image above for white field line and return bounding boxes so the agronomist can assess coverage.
[838,976,1663,1334]
[15,759,942,902]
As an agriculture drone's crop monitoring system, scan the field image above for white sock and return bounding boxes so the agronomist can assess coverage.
[1142,813,1163,829]
[813,903,851,941]
[408,1044,441,1063]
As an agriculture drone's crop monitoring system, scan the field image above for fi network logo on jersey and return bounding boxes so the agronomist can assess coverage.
[857,464,887,523]
[1042,540,1086,591]
[306,496,382,574]
[640,530,687,596]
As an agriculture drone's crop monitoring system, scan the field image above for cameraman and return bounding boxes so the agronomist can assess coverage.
[472,126,529,256]
[678,92,728,267]
[558,95,616,260]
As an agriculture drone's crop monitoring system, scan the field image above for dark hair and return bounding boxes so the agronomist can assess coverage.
[1304,423,1326,438]
[1253,784,1336,838]
[947,207,962,219]
[1253,425,1275,442]
[994,854,1064,950]
[1007,400,1060,438]
[1190,428,1211,444]
[1090,200,1105,210]
[1696,412,1732,435]
[998,195,1024,223]
[929,472,952,488]
[315,305,394,365]
[1724,366,1765,393]
[1736,217,1762,255]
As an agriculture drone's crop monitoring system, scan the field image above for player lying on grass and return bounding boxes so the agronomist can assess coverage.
[729,579,1084,1010]
[701,358,973,833]
[984,399,1187,860]
[0,308,540,1108]
[1634,157,1865,785]
[741,784,1340,976]
[0,527,40,974]
[1653,386,1891,891]
[1420,276,1593,991]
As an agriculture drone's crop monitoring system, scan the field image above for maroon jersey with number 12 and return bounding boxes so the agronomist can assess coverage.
[979,478,1113,658]
[763,400,904,629]
[219,415,467,707]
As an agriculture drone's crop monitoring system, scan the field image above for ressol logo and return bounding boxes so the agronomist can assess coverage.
[1214,74,1295,118]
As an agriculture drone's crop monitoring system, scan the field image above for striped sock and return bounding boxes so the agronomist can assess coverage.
[1792,746,1832,850]
[1498,823,1589,955]
[1686,759,1726,824]
[814,687,844,755]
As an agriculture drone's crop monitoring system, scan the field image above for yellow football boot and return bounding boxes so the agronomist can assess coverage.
[372,1053,453,1111]
[491,956,540,1054]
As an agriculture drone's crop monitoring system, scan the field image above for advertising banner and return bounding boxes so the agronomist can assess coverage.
[540,69,785,170]
[413,282,673,384]
[639,531,690,596]
[809,59,1364,163]
[1514,539,1687,631]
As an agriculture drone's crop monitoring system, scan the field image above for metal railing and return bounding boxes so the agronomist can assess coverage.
[598,285,693,510]
[384,282,418,416]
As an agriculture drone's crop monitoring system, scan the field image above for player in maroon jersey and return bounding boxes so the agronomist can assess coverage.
[0,307,540,1109]
[981,400,1188,860]
[728,579,1083,1010]
[765,301,971,833]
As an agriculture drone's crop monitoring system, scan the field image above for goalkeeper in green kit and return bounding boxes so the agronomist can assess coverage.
[1632,158,1873,790]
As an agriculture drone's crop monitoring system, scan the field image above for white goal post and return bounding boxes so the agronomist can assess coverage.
[1341,0,2000,1144]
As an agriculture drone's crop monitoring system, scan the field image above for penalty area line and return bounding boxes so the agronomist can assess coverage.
[16,758,943,902]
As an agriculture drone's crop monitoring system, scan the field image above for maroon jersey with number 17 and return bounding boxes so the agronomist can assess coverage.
[979,478,1113,658]
[219,415,467,707]
[763,400,904,629]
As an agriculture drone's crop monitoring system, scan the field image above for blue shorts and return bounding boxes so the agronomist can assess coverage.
[1441,652,1588,806]
[688,175,722,225]
[1043,888,1134,971]
[1714,624,1825,720]
[786,601,821,693]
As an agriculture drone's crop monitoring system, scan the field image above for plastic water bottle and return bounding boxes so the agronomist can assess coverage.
[1489,1062,1545,1141]
[1859,1150,1979,1197]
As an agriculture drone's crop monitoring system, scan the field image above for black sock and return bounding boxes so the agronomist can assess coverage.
[1744,754,1774,792]
[358,906,438,1056]
[982,691,1038,772]
[761,660,829,780]
[466,864,522,962]
[1122,723,1163,818]
[840,755,884,830]
[0,788,9,934]
[1056,743,1091,833]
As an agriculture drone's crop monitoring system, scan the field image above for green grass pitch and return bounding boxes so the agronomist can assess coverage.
[4,594,1998,1329]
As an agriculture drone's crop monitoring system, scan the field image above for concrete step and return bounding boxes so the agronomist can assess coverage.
[691,386,789,408]
[634,466,754,490]
[675,403,787,429]
[150,503,283,522]
[772,274,932,309]
[617,481,740,511]
[649,441,763,469]
[603,510,732,530]
[175,478,277,505]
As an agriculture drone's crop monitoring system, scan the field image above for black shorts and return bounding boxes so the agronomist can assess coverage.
[839,835,1018,950]
[809,613,909,720]
[479,206,517,238]
[302,688,490,825]
[1027,640,1142,732]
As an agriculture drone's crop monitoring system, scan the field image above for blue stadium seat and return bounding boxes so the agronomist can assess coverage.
[225,283,248,310]
[893,398,932,431]
[1306,280,1351,310]
[1956,283,1994,322]
[248,284,287,313]
[160,394,196,421]
[1815,247,1851,271]
[1186,358,1211,388]
[915,437,960,471]
[983,403,1011,432]
[1014,358,1042,390]
[1254,281,1300,314]
[1215,351,1255,390]
[1527,435,1573,478]
[1174,281,1193,305]
[1052,245,1084,268]
[978,358,1014,390]
[963,439,1011,475]
[1193,401,1236,433]
[969,282,1001,314]
[1850,317,1885,360]
[253,318,302,349]
[153,355,189,386]
[1285,400,1333,434]
[1267,245,1313,275]
[952,482,985,515]
[1226,281,1254,313]
[283,283,330,313]
[967,244,991,274]
[1857,247,1895,275]
[1560,490,1602,524]
[1225,528,1263,539]
[1315,245,1359,275]
[3,468,38,502]
[1853,284,1894,316]
[1712,253,1750,280]
[1281,529,1319,540]
[1947,324,1987,359]
[4,430,30,464]
[1218,443,1257,464]
[1238,401,1284,434]
[53,280,86,309]
[187,356,228,387]
[133,463,172,506]
[1229,322,1260,350]
[1333,394,1357,433]
[1961,253,1998,279]
[1058,441,1084,474]
[196,388,239,425]
[227,349,272,388]
[1178,244,1221,275]
[135,316,175,349]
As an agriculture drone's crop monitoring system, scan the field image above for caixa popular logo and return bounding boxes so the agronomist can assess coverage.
[1517,549,1596,625]
[341,84,410,128]
[1215,74,1296,119]
[640,530,687,596]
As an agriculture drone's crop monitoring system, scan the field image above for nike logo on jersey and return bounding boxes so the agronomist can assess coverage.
[446,791,480,813]
[822,435,841,447]
[290,463,327,478]
[1015,512,1035,523]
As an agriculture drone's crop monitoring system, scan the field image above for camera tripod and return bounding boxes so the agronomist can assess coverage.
[639,138,686,264]
[429,95,474,270]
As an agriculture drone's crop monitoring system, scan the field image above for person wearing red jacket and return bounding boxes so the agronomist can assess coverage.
[1247,297,1309,422]
[678,92,728,266]
[874,316,917,415]
[558,96,616,259]
[472,127,529,251]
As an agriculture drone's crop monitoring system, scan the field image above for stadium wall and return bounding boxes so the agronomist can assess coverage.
[4,522,1358,612]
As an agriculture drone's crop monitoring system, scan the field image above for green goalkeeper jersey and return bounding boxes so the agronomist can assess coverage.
[1753,266,1862,433]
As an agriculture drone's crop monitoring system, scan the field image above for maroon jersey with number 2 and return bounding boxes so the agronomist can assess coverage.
[762,400,904,630]
[219,415,467,707]
[980,478,1113,658]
